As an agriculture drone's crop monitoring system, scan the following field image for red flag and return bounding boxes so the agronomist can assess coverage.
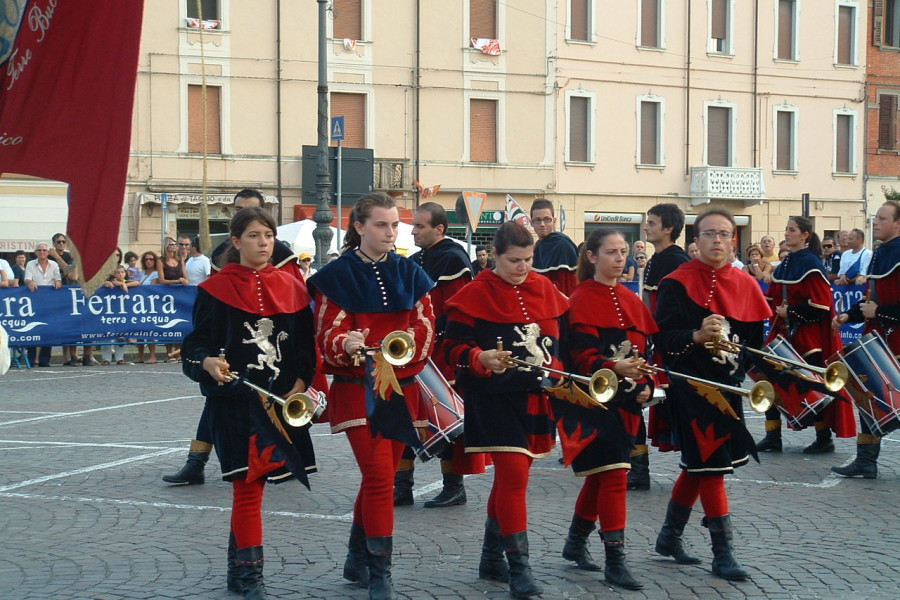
[0,1,145,292]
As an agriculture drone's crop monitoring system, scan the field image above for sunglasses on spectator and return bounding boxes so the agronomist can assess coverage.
[54,239,66,244]
[178,243,191,246]
[822,244,833,248]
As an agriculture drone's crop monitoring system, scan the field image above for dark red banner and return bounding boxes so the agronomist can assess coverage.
[0,0,144,291]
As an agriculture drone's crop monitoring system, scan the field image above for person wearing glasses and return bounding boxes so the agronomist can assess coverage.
[184,236,211,285]
[651,207,771,582]
[24,242,63,367]
[755,216,856,455]
[531,198,579,296]
[820,236,842,282]
[47,233,95,366]
[297,252,316,279]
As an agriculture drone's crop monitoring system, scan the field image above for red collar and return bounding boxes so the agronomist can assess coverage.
[664,260,771,321]
[569,279,658,335]
[446,269,568,323]
[199,263,310,315]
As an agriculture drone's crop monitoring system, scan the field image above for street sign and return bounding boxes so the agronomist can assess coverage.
[330,116,345,142]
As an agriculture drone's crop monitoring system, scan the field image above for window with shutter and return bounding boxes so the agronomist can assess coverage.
[641,0,660,48]
[570,0,590,42]
[470,99,498,163]
[470,0,497,40]
[640,101,660,165]
[333,0,362,41]
[187,0,219,21]
[188,84,221,154]
[707,106,731,167]
[776,111,794,171]
[569,96,589,162]
[710,0,729,53]
[879,95,898,150]
[836,5,855,65]
[835,114,852,173]
[886,0,900,47]
[330,93,366,148]
[777,0,796,60]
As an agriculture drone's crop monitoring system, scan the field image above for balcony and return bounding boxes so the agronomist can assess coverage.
[690,166,766,207]
[374,158,410,191]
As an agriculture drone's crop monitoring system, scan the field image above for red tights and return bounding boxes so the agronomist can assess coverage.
[670,470,728,518]
[486,452,533,536]
[572,469,627,532]
[346,426,405,538]
[231,476,266,548]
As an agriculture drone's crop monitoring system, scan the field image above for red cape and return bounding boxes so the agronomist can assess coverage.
[665,260,772,321]
[569,279,658,336]
[200,263,310,316]
[445,269,568,323]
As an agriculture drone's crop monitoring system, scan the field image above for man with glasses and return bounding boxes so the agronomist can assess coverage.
[651,206,770,582]
[46,234,94,366]
[531,198,578,295]
[821,236,841,282]
[24,242,63,367]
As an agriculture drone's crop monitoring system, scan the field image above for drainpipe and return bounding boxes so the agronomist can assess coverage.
[684,0,692,177]
[276,0,283,223]
[414,0,421,207]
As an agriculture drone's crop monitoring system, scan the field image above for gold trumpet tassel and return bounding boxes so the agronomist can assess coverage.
[373,352,403,400]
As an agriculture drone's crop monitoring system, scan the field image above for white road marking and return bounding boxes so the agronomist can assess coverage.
[0,395,200,427]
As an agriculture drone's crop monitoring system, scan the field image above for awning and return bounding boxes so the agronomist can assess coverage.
[137,193,278,206]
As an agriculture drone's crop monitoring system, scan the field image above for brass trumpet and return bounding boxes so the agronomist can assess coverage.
[223,371,327,427]
[495,339,617,405]
[352,330,416,367]
[705,338,848,393]
[638,363,777,414]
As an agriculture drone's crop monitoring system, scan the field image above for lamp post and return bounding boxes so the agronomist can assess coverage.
[312,0,334,267]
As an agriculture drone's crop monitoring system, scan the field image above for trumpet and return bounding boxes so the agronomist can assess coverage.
[223,370,327,427]
[352,330,416,367]
[705,337,848,393]
[495,339,618,405]
[637,363,776,414]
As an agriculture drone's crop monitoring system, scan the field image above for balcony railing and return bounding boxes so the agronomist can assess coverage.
[374,158,410,191]
[690,166,766,207]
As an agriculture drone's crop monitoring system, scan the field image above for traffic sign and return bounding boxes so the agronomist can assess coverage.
[330,116,345,141]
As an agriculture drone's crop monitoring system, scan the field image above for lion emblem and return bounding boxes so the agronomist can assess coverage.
[511,323,552,369]
[243,318,288,379]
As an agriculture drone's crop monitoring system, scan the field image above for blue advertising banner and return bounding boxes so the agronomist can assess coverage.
[0,285,197,347]
[832,283,866,345]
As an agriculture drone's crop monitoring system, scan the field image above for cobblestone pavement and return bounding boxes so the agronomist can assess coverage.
[1,361,898,600]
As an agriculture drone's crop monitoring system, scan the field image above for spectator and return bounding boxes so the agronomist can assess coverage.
[177,235,192,263]
[24,242,62,367]
[729,246,744,269]
[11,250,27,284]
[135,251,160,363]
[101,265,138,364]
[472,244,494,275]
[158,237,186,362]
[687,242,699,258]
[743,244,773,284]
[821,236,841,282]
[838,229,851,253]
[297,252,316,280]
[184,236,211,285]
[124,251,141,282]
[620,243,637,282]
[0,255,13,286]
[47,234,87,366]
[634,251,648,277]
[835,228,872,286]
[759,235,778,264]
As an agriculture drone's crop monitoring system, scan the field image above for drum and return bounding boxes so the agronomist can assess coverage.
[414,359,465,462]
[749,335,832,431]
[832,332,900,437]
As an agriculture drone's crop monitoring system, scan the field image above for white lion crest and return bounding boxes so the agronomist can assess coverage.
[243,318,288,379]
[511,323,552,370]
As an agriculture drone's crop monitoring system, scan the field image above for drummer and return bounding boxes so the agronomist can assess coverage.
[755,216,856,454]
[832,200,900,479]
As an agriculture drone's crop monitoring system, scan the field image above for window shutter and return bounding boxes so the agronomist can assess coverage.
[879,95,898,150]
[570,0,589,41]
[777,0,794,60]
[874,0,885,47]
[333,0,362,41]
[470,0,497,40]
[188,85,221,154]
[776,111,793,170]
[640,101,659,165]
[837,6,853,64]
[836,114,851,173]
[641,0,659,47]
[331,93,366,148]
[711,0,727,40]
[707,106,730,167]
[569,96,589,162]
[470,99,497,163]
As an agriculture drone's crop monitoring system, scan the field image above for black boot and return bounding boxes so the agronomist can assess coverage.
[601,529,643,590]
[561,515,600,571]
[502,531,543,599]
[478,517,509,583]
[626,448,650,490]
[235,546,267,600]
[393,467,414,507]
[424,472,467,508]
[343,522,369,587]
[705,515,749,581]
[655,500,702,565]
[162,440,211,484]
[227,531,241,593]
[803,428,835,454]
[832,437,880,479]
[366,536,398,600]
[755,421,782,452]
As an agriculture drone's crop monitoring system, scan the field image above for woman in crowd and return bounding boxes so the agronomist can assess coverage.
[556,228,655,590]
[182,206,317,599]
[307,192,435,600]
[158,237,187,361]
[102,265,138,364]
[443,221,566,599]
[743,244,773,286]
[755,216,856,454]
[135,251,160,363]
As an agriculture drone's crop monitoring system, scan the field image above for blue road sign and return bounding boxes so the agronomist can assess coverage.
[330,116,345,141]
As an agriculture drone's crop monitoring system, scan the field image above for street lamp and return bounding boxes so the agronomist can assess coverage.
[312,0,334,267]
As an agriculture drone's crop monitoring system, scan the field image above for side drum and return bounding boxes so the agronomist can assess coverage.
[414,359,465,462]
[831,332,900,437]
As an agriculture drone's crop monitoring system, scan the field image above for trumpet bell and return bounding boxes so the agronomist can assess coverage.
[588,368,618,403]
[280,388,328,427]
[382,330,416,366]
[748,380,776,413]
[824,361,849,393]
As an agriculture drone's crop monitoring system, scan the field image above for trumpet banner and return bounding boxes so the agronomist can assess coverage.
[364,353,424,450]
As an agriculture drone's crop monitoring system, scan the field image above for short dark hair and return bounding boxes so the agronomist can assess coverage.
[851,227,865,242]
[530,198,554,218]
[493,221,534,256]
[475,245,488,253]
[233,188,265,207]
[124,251,138,263]
[416,202,449,233]
[191,236,201,251]
[52,233,66,243]
[694,206,736,234]
[647,203,685,242]
[15,250,25,257]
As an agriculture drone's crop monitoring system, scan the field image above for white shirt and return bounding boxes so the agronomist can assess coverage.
[0,258,12,279]
[838,248,872,277]
[24,259,61,285]
[185,254,211,285]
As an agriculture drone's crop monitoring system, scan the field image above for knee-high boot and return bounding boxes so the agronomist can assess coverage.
[561,514,600,571]
[831,435,880,479]
[654,500,702,564]
[393,459,414,507]
[600,529,643,590]
[366,536,398,600]
[704,515,749,581]
[478,517,509,582]
[502,531,543,599]
[235,546,267,600]
[343,522,369,587]
[227,531,241,593]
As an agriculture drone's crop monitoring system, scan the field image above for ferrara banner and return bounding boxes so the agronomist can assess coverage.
[0,285,195,347]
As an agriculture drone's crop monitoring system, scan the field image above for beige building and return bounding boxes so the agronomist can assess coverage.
[0,1,876,259]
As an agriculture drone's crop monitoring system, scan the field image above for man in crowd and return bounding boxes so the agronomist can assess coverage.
[24,242,62,367]
[531,198,578,295]
[47,233,93,366]
[687,242,699,259]
[395,202,479,508]
[759,235,778,265]
[821,236,842,282]
[472,245,493,276]
[835,228,872,287]
[11,250,27,284]
[184,236,211,285]
[838,229,851,253]
[0,254,15,286]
